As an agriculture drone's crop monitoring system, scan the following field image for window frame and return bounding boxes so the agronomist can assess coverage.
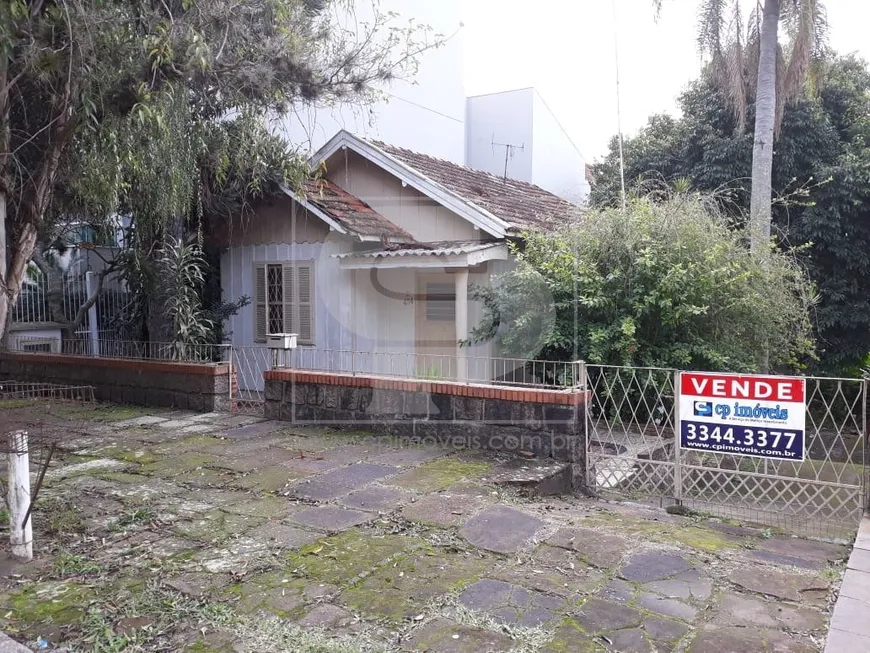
[253,260,315,345]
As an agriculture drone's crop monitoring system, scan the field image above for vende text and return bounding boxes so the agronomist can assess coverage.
[681,373,804,403]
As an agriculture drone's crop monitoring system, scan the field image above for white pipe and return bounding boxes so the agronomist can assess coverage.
[455,268,469,381]
[86,271,100,356]
[8,430,33,561]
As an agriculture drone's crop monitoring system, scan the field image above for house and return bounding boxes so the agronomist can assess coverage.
[219,130,584,390]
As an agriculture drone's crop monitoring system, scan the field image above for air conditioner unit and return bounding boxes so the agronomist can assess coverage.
[266,333,298,350]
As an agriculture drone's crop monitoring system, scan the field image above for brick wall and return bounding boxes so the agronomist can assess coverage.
[0,352,231,411]
[264,370,588,484]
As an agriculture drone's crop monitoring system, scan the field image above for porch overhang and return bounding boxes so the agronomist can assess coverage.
[334,241,509,270]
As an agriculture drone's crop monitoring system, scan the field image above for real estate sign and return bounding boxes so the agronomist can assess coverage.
[678,372,806,461]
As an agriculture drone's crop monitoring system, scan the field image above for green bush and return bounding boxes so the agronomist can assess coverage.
[470,194,816,373]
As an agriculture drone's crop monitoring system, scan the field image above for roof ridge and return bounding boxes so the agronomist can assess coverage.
[366,138,580,206]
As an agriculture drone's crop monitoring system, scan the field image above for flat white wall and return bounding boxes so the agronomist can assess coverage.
[280,0,465,163]
[466,88,589,203]
[531,92,590,203]
[465,88,535,181]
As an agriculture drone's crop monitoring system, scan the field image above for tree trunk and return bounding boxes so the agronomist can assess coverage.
[749,0,780,256]
[0,193,8,347]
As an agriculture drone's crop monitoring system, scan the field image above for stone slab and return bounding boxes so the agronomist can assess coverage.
[644,570,712,601]
[290,463,398,500]
[546,526,629,569]
[339,485,411,512]
[248,522,322,549]
[287,506,372,533]
[688,625,813,653]
[0,632,32,652]
[221,421,283,439]
[573,597,643,632]
[620,553,693,583]
[456,578,564,628]
[757,536,847,567]
[460,505,544,554]
[728,566,829,603]
[297,604,353,628]
[401,493,486,527]
[637,593,698,621]
[404,618,516,653]
[368,446,449,468]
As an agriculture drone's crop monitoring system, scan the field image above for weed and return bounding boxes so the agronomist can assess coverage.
[79,609,134,653]
[109,507,155,532]
[820,565,843,582]
[39,497,86,539]
[53,552,105,578]
[232,614,381,652]
[665,504,696,517]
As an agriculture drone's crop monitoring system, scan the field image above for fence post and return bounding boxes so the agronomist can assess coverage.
[581,361,593,488]
[673,370,683,506]
[227,346,234,413]
[85,271,100,357]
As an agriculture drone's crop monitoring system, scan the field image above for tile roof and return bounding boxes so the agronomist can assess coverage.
[367,140,585,234]
[334,241,504,260]
[302,178,414,242]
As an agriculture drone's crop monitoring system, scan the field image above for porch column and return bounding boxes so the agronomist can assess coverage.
[455,268,468,381]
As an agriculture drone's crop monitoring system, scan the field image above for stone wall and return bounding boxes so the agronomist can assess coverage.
[0,352,231,411]
[264,370,588,481]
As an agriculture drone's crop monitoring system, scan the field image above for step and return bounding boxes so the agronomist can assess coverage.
[490,457,573,496]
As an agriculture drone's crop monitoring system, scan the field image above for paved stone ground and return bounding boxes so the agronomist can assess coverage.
[0,401,850,652]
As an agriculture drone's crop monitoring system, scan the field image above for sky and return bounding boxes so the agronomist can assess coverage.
[462,0,870,163]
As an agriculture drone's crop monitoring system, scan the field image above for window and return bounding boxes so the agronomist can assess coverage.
[254,263,314,344]
[425,283,455,322]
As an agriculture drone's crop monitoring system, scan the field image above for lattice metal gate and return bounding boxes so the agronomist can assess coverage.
[227,346,273,415]
[585,365,868,540]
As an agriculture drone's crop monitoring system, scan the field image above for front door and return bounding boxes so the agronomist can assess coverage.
[415,273,457,379]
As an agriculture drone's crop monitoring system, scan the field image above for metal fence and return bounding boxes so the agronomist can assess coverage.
[287,348,582,389]
[10,337,230,364]
[12,270,129,339]
[228,346,582,415]
[585,364,868,541]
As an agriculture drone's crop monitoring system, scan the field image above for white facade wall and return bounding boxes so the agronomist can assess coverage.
[466,88,589,204]
[465,88,535,182]
[280,0,466,163]
[530,92,590,203]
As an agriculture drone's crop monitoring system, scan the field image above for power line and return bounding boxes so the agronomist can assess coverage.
[385,93,464,124]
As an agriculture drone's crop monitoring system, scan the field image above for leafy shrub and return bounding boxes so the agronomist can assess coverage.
[469,194,816,373]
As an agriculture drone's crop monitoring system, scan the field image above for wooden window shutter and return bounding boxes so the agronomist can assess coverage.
[254,264,266,342]
[297,264,313,344]
[282,265,295,336]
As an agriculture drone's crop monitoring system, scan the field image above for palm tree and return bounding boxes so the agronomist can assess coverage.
[656,0,828,255]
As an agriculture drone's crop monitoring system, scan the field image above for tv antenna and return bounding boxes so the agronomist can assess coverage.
[491,137,525,180]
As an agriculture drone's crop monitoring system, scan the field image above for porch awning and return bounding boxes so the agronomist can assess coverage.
[334,241,509,269]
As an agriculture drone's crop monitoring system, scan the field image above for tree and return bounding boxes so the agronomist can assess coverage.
[0,0,439,343]
[655,0,828,255]
[590,56,870,375]
[469,195,815,374]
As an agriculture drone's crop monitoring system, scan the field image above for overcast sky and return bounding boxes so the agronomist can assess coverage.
[462,0,870,163]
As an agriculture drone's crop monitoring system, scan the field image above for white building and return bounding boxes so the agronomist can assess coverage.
[280,0,467,164]
[466,88,590,204]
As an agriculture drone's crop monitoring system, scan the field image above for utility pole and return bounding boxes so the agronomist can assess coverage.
[491,137,525,180]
